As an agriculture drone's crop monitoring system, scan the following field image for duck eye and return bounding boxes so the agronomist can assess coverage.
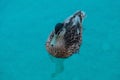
[55,23,63,34]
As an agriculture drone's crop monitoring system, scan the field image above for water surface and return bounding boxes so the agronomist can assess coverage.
[0,0,120,80]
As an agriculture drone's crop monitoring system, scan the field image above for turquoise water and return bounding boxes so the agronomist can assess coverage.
[0,0,120,80]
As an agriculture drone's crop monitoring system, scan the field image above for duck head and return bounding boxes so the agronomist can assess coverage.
[50,23,65,47]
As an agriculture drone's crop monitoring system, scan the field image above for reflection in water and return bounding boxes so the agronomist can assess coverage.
[49,55,65,78]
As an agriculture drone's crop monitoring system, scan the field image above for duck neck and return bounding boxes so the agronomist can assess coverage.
[50,34,57,46]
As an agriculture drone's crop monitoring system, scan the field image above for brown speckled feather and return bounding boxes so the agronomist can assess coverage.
[46,11,85,58]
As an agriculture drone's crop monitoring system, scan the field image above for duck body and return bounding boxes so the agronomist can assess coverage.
[46,11,85,58]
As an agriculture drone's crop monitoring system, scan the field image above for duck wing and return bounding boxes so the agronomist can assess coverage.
[64,22,82,53]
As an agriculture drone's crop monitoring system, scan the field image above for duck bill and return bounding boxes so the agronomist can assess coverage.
[64,11,85,26]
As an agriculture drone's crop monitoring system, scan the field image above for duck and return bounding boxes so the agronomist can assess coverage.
[46,10,85,58]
